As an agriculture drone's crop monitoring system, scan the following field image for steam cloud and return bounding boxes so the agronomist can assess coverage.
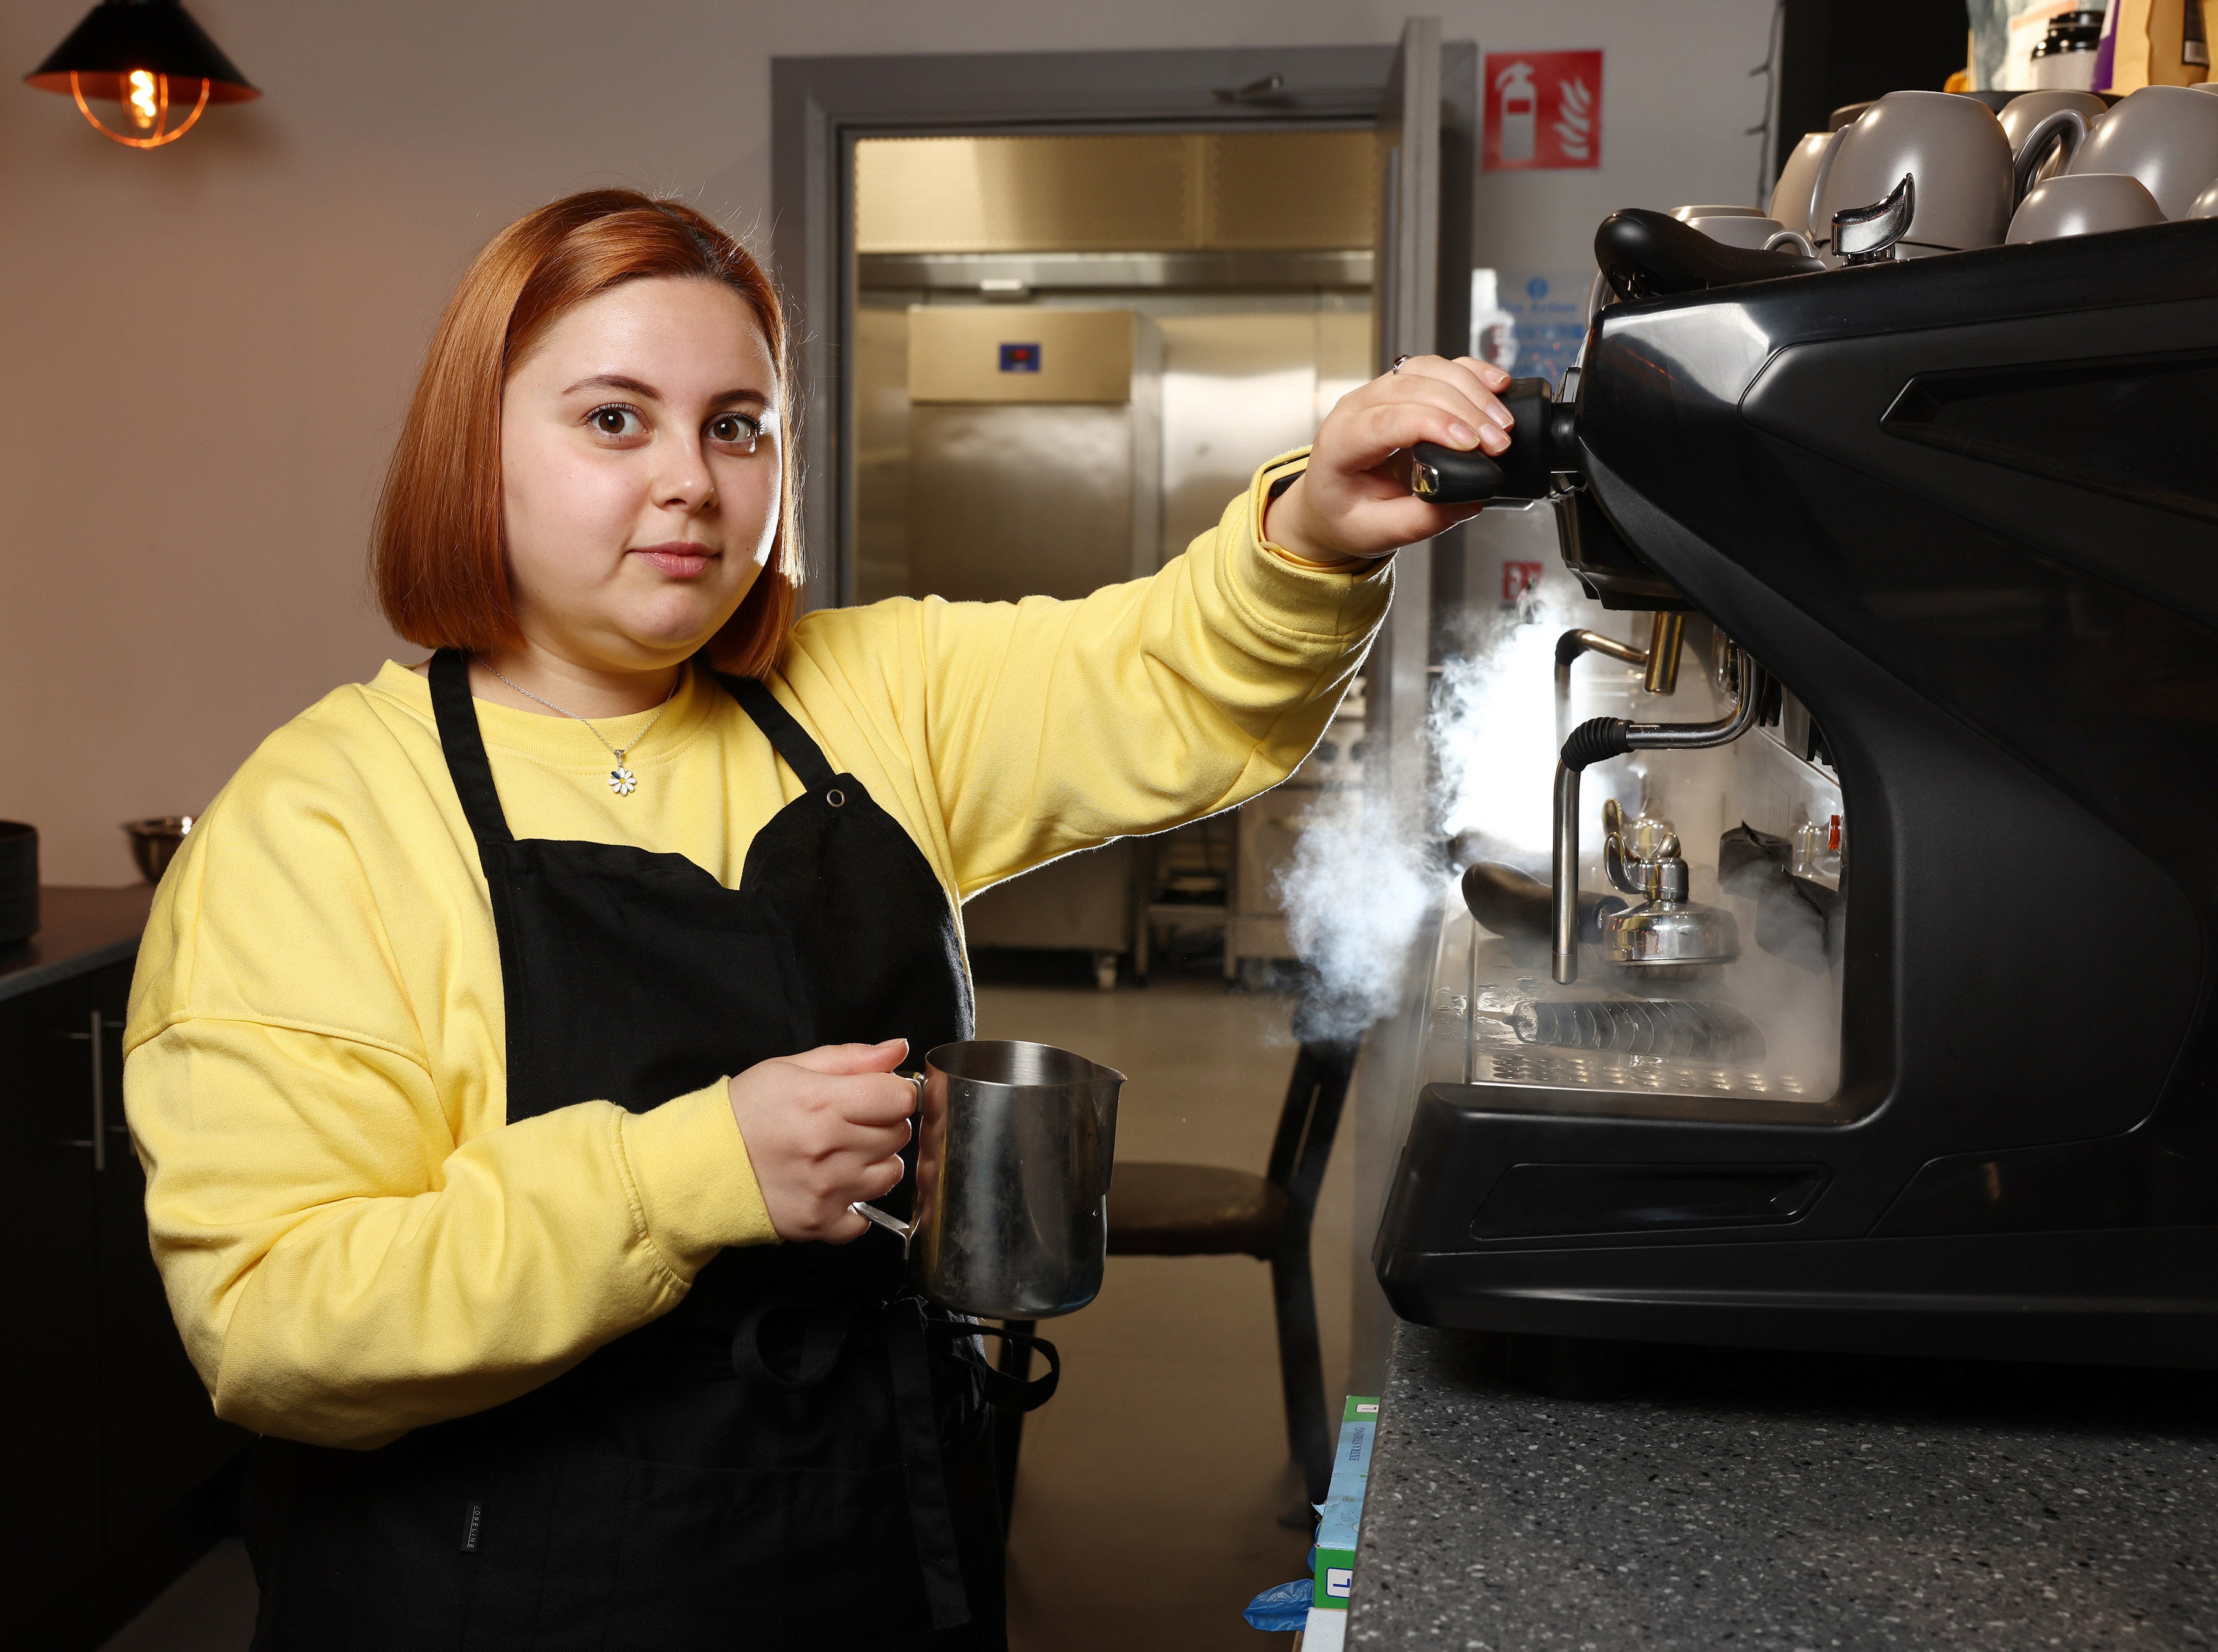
[1432,594,1587,871]
[1277,783,1437,1040]
[1274,592,1584,1040]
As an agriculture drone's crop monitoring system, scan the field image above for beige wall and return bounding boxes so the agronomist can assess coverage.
[0,0,1772,884]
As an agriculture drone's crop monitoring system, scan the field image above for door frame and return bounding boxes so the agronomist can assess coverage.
[770,42,1475,609]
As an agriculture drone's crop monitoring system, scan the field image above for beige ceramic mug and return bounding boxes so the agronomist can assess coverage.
[1768,131,1834,236]
[2067,84,2218,217]
[1680,213,1819,256]
[2006,173,2167,240]
[1813,89,2089,255]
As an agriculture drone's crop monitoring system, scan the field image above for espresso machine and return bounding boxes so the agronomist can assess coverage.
[1373,196,2218,1369]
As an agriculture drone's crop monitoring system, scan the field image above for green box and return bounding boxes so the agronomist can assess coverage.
[1311,1396,1378,1610]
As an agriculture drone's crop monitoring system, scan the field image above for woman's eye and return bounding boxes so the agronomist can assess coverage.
[707,413,762,450]
[590,405,644,438]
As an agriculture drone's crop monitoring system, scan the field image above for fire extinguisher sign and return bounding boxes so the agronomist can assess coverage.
[1484,50,1604,171]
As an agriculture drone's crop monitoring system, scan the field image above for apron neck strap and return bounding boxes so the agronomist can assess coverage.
[717,672,840,795]
[429,649,517,852]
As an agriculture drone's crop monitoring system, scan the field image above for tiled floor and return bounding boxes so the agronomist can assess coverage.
[97,968,1350,1650]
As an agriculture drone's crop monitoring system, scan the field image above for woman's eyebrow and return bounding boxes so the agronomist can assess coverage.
[559,374,768,410]
[563,373,662,399]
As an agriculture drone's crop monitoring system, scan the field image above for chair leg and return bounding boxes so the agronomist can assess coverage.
[994,1319,1036,1532]
[1268,1243,1331,1507]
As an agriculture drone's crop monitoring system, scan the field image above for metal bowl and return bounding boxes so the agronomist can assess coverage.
[123,816,195,884]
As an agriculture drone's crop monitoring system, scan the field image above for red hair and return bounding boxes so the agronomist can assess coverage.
[372,189,799,677]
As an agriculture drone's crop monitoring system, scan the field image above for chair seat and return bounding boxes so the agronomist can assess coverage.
[1107,1162,1288,1258]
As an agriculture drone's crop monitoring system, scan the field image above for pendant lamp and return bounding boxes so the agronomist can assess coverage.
[26,0,258,150]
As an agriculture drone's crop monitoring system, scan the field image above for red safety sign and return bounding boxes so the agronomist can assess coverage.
[1501,561,1546,604]
[1483,50,1604,171]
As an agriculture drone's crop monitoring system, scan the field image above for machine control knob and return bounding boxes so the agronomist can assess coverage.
[1408,375,1562,504]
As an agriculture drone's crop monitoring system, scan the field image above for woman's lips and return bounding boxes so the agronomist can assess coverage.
[632,542,718,579]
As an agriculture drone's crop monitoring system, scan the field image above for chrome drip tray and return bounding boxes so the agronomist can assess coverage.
[1421,913,1837,1105]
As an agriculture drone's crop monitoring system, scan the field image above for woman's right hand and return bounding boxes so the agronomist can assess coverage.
[726,1038,916,1242]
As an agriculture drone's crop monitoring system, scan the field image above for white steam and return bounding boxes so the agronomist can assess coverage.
[1274,593,1591,1038]
[1277,783,1439,1040]
[1431,595,1585,871]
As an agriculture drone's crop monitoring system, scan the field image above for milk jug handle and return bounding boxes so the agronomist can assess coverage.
[848,1070,928,1245]
[850,1201,916,1243]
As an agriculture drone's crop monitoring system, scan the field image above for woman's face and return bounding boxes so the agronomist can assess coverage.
[500,275,779,673]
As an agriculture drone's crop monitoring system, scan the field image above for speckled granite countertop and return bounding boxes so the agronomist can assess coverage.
[1349,1322,2218,1649]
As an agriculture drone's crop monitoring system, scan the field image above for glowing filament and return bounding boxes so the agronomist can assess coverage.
[126,69,160,131]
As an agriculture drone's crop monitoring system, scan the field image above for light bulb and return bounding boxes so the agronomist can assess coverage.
[126,69,160,132]
[65,68,208,150]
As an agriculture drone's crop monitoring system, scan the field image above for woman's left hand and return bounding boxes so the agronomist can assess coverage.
[1263,354,1514,565]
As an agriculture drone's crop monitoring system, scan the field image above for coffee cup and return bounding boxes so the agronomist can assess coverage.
[2006,172,2166,240]
[1813,89,2090,255]
[1768,132,1834,235]
[2066,84,2218,218]
[2188,177,2218,219]
[1679,212,1819,256]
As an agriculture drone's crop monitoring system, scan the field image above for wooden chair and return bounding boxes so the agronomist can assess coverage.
[994,1037,1361,1519]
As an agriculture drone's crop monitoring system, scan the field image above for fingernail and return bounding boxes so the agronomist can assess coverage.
[1448,421,1478,448]
[1481,426,1510,453]
[1485,402,1515,428]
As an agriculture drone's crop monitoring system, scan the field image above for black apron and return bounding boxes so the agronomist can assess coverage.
[242,651,1049,1651]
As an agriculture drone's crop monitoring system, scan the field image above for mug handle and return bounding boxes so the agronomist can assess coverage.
[2013,107,2091,201]
[1764,228,1819,258]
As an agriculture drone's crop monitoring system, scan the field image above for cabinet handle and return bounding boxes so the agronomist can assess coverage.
[63,1009,112,1171]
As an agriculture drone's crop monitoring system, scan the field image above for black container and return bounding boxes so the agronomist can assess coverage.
[0,821,37,946]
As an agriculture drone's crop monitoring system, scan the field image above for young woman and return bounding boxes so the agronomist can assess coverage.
[123,189,1509,1649]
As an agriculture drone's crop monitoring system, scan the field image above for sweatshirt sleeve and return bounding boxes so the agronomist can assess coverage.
[786,450,1392,896]
[123,715,778,1451]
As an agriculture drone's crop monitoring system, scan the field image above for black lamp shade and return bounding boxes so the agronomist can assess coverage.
[26,0,258,104]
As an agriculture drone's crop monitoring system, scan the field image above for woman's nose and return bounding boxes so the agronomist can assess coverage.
[656,444,715,511]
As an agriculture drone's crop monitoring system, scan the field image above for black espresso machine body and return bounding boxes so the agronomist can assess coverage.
[1376,216,2218,1366]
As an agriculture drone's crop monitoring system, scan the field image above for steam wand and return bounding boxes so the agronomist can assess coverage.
[1550,651,1768,984]
[1554,614,1688,743]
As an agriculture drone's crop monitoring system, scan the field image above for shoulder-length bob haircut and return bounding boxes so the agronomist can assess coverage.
[373,189,799,678]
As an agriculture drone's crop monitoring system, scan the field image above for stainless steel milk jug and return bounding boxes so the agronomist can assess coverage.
[850,1039,1123,1319]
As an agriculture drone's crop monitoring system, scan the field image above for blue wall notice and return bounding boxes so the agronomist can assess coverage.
[999,342,1041,373]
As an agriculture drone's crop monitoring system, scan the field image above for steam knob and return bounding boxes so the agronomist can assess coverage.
[1408,375,1563,504]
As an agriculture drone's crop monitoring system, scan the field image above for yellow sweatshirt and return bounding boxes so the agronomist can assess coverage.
[124,456,1386,1450]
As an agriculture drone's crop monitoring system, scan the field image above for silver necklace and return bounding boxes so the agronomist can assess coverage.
[480,659,680,797]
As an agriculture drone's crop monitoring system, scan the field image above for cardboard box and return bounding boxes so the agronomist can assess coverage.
[1306,1394,1380,1640]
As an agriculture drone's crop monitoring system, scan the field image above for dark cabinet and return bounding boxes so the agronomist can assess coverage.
[4,956,251,1647]
[3,969,107,1607]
